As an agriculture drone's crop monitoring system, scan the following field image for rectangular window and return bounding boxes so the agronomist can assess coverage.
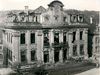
[31,50,35,61]
[80,31,83,40]
[44,33,49,46]
[44,51,49,63]
[31,33,35,44]
[63,32,66,44]
[63,17,67,22]
[54,33,59,44]
[21,50,26,62]
[72,32,76,43]
[7,49,12,61]
[36,16,38,22]
[20,33,25,44]
[73,45,77,56]
[80,45,84,55]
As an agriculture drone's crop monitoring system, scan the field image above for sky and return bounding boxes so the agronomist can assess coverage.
[0,0,100,11]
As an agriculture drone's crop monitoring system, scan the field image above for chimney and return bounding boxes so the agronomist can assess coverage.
[24,6,29,15]
[90,16,93,24]
[25,6,29,10]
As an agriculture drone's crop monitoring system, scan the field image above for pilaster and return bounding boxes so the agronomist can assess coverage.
[49,30,54,64]
[76,29,80,56]
[68,32,73,57]
[26,31,31,63]
[12,32,20,63]
[59,31,63,62]
[83,29,88,59]
[36,30,44,65]
[49,48,54,64]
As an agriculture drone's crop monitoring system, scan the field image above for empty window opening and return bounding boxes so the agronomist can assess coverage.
[63,17,67,22]
[31,33,35,44]
[80,31,83,40]
[31,50,35,61]
[80,45,84,55]
[7,49,12,61]
[73,45,77,56]
[54,51,59,63]
[63,32,66,44]
[21,50,26,62]
[72,32,76,43]
[44,33,49,46]
[36,16,38,22]
[54,33,59,44]
[44,51,49,63]
[20,33,25,44]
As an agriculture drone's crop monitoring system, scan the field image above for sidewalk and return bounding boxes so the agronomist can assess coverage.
[0,68,16,75]
[75,67,100,75]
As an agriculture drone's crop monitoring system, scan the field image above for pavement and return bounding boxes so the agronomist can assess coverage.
[75,67,100,75]
[0,68,16,75]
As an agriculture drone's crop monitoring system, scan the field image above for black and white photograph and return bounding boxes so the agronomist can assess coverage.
[0,0,100,75]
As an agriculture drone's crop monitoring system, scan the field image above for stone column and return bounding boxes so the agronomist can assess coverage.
[36,30,44,65]
[12,32,20,63]
[59,31,63,63]
[83,29,88,59]
[26,31,31,63]
[49,30,54,64]
[68,32,73,58]
[59,49,63,63]
[49,48,54,64]
[76,29,80,56]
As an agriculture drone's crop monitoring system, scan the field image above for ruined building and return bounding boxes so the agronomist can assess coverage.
[2,0,89,67]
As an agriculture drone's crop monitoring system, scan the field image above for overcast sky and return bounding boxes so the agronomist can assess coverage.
[0,0,100,11]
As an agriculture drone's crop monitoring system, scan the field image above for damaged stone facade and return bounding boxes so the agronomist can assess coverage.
[2,0,89,67]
